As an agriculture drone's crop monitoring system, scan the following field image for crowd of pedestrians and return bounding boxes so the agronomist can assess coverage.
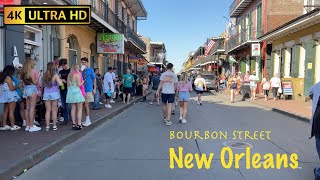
[0,57,144,132]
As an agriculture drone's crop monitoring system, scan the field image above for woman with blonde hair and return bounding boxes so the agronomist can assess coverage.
[66,64,85,130]
[21,59,41,132]
[42,62,64,131]
[176,75,192,123]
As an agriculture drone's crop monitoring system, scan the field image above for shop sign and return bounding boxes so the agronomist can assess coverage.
[282,80,293,96]
[251,43,260,57]
[137,59,147,66]
[24,44,34,54]
[97,33,124,54]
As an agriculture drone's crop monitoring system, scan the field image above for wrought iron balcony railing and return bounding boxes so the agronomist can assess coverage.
[211,41,225,54]
[226,27,263,53]
[66,0,146,52]
[229,0,253,17]
[126,26,146,52]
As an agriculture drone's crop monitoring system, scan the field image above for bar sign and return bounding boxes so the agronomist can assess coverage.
[4,6,91,25]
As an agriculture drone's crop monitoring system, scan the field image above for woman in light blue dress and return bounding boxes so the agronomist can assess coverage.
[66,65,85,130]
[0,65,21,131]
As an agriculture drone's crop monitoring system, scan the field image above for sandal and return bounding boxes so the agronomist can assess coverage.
[72,124,76,130]
[76,125,82,130]
[53,126,57,131]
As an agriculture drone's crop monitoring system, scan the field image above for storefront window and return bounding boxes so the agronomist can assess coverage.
[24,30,36,41]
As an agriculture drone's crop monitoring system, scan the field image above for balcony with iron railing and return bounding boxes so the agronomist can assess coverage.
[65,0,146,52]
[126,26,146,52]
[229,0,253,17]
[226,26,262,53]
[211,41,225,55]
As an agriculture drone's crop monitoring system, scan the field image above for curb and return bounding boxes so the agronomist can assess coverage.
[244,100,310,123]
[211,92,310,123]
[270,108,310,123]
[0,96,144,180]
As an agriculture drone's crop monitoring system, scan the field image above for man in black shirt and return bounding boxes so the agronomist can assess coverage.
[59,59,71,125]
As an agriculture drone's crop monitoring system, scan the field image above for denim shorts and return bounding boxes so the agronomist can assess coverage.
[43,91,60,101]
[178,92,190,102]
[23,85,37,98]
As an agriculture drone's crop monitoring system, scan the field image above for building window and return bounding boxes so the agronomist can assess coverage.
[24,30,36,41]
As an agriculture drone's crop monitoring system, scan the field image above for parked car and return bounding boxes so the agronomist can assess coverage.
[202,74,218,91]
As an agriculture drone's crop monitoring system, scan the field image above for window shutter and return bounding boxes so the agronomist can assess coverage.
[249,11,252,39]
[257,4,262,37]
[291,45,300,78]
[270,52,275,77]
[280,49,286,78]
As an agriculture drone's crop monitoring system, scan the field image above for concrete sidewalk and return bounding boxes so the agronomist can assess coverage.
[0,96,144,180]
[215,91,312,122]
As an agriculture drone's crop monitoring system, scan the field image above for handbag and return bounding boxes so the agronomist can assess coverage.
[278,88,282,94]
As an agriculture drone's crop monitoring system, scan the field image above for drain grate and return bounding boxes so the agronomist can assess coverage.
[222,141,253,149]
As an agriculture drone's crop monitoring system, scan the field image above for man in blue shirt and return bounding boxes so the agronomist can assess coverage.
[81,57,96,127]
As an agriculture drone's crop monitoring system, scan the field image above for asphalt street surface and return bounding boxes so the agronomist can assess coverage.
[17,93,319,180]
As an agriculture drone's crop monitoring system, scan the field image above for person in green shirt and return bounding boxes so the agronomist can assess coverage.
[123,69,135,104]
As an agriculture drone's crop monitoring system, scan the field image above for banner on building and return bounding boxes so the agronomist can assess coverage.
[251,43,260,57]
[97,33,124,54]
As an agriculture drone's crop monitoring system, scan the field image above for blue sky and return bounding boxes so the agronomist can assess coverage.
[138,0,234,72]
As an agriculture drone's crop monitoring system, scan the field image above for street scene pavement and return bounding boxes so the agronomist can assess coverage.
[16,92,319,180]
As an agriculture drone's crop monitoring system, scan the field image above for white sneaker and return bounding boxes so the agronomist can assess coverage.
[105,104,112,109]
[25,126,30,131]
[181,119,187,124]
[197,101,200,105]
[166,120,172,126]
[34,120,40,126]
[0,125,11,131]
[59,117,64,122]
[99,102,103,105]
[82,120,91,127]
[29,125,41,132]
[22,120,26,127]
[149,102,153,105]
[11,125,21,131]
[110,100,115,103]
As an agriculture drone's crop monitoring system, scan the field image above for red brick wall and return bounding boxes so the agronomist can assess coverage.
[267,0,304,31]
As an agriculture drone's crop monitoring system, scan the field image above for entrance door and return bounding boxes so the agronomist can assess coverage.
[304,40,316,96]
[69,49,77,66]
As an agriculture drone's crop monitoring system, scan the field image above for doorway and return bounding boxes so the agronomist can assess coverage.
[68,49,77,67]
